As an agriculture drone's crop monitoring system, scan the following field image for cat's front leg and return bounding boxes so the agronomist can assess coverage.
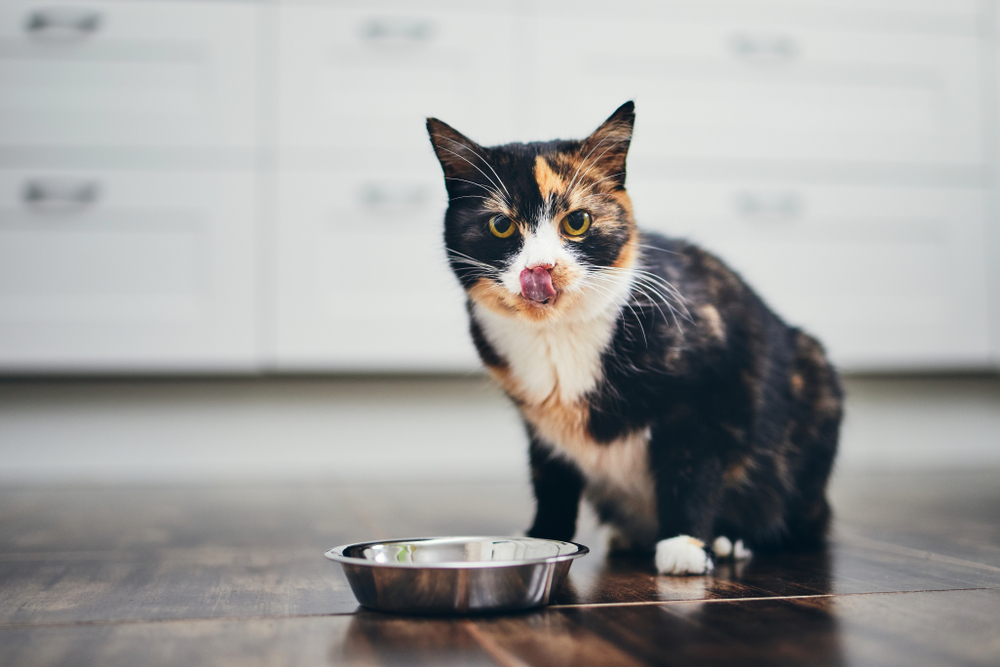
[525,437,584,542]
[649,424,724,576]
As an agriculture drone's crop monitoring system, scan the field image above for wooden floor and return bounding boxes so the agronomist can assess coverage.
[1,470,999,666]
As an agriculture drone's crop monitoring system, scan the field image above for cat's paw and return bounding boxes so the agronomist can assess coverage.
[655,536,714,576]
[712,536,753,561]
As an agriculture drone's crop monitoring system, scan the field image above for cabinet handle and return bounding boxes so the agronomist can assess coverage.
[23,179,100,207]
[360,18,433,45]
[25,8,102,36]
[730,33,798,63]
[359,183,428,208]
[734,191,802,221]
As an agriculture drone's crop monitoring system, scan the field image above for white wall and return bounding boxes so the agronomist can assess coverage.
[1,375,997,484]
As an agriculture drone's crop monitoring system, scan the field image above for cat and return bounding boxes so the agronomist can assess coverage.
[427,102,842,575]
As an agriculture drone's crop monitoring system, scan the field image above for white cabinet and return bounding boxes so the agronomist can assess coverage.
[0,170,259,372]
[0,1,259,148]
[532,1,984,167]
[270,1,517,370]
[628,179,990,369]
[0,0,996,374]
[271,169,477,370]
[0,0,261,373]
[276,2,519,165]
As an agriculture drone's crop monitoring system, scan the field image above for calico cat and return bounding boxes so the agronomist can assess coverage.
[427,102,842,575]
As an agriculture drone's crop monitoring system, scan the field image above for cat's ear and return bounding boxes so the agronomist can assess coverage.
[427,118,487,187]
[580,101,635,187]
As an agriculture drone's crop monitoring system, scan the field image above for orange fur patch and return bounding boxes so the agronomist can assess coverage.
[699,305,726,342]
[534,155,564,201]
[612,227,639,270]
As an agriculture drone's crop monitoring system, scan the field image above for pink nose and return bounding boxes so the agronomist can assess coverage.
[520,265,556,303]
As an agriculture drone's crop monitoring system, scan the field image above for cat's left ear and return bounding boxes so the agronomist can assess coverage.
[580,101,635,187]
[427,118,487,190]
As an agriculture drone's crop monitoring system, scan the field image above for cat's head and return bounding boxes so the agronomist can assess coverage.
[428,102,638,325]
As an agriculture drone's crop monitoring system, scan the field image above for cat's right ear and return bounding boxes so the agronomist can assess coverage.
[427,118,487,187]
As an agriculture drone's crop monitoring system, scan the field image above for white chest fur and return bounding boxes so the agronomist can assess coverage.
[472,284,658,543]
[472,302,617,405]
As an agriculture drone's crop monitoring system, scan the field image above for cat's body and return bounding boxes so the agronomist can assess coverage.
[428,103,842,575]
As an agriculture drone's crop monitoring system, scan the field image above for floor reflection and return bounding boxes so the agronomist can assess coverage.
[333,611,494,667]
[560,539,840,604]
[330,547,845,666]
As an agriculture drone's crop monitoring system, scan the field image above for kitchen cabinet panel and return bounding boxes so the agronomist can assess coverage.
[0,170,259,371]
[272,170,477,371]
[0,1,258,148]
[533,1,984,167]
[627,178,990,369]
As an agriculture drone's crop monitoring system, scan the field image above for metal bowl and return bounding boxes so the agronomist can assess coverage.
[325,536,589,614]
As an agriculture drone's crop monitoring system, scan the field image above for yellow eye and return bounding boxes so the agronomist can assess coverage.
[562,210,592,236]
[489,215,516,238]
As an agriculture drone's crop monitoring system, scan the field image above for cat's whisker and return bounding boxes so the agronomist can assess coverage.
[449,139,513,202]
[628,278,690,330]
[444,177,505,203]
[575,193,620,208]
[598,264,690,312]
[446,249,502,276]
[572,171,626,202]
[580,275,648,347]
[433,136,512,205]
[588,265,691,330]
[566,133,611,193]
[448,195,493,203]
[569,138,630,195]
[567,131,630,193]
[629,242,682,256]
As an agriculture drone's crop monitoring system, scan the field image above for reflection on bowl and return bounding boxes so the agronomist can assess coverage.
[326,536,589,614]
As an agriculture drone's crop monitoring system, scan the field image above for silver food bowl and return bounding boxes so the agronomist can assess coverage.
[325,536,589,614]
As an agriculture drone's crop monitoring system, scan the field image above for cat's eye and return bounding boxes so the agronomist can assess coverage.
[489,215,516,238]
[562,210,592,236]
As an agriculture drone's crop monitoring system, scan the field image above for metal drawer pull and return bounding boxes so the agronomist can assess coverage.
[735,191,803,220]
[359,183,428,208]
[361,18,433,44]
[730,33,798,62]
[25,8,102,35]
[23,179,100,207]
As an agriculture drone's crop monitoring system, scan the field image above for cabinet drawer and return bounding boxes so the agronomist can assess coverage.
[277,4,518,165]
[0,1,258,148]
[0,170,258,371]
[533,1,984,166]
[626,178,990,369]
[272,171,476,370]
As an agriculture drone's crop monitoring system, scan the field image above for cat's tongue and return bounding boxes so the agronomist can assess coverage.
[520,266,556,303]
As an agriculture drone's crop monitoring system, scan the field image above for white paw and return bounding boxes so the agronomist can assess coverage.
[713,536,752,561]
[655,536,714,576]
[732,539,752,561]
[713,535,733,558]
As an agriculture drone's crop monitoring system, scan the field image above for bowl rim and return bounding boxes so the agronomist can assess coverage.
[324,535,590,569]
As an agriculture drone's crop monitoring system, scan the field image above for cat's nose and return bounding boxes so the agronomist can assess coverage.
[525,262,554,271]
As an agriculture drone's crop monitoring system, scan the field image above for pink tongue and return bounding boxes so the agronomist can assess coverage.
[520,267,556,303]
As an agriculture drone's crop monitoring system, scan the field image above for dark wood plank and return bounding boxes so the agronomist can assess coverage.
[3,471,1000,626]
[0,548,359,624]
[830,469,1000,570]
[546,588,1000,667]
[0,484,373,553]
[0,484,366,622]
[4,589,999,667]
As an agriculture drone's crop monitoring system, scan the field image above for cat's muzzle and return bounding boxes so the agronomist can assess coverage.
[520,266,557,304]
